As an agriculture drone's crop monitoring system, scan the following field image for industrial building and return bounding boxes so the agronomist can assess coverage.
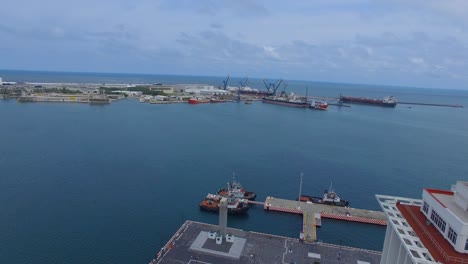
[377,181,468,264]
[149,85,175,94]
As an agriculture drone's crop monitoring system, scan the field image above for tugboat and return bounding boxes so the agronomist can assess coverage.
[309,100,328,110]
[217,177,257,200]
[299,182,349,207]
[199,193,250,214]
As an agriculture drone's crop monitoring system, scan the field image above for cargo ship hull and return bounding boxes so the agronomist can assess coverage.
[340,96,396,107]
[188,98,209,104]
[262,98,308,108]
[199,203,249,215]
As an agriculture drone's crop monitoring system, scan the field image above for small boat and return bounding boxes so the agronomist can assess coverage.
[217,178,257,200]
[309,100,328,110]
[244,100,252,104]
[199,193,250,214]
[299,182,349,207]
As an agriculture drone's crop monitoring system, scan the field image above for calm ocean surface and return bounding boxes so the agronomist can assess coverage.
[1,70,468,264]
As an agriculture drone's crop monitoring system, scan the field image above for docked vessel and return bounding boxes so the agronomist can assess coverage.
[339,95,397,107]
[309,100,328,110]
[217,178,257,200]
[299,183,349,207]
[188,98,210,104]
[262,96,308,108]
[209,98,229,103]
[199,194,249,214]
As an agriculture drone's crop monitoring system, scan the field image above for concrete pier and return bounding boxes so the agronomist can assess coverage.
[399,102,463,108]
[17,94,111,104]
[264,197,386,224]
[261,196,387,242]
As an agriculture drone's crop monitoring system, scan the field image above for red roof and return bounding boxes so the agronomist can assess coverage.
[397,203,468,264]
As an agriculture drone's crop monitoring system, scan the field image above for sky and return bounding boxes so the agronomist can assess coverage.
[1,0,468,89]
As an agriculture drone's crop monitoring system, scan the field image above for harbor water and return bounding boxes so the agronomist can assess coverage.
[1,70,468,264]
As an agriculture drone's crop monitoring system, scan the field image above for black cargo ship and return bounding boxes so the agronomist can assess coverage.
[262,97,308,108]
[339,95,397,107]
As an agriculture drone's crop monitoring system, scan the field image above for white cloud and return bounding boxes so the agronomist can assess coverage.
[410,57,425,65]
[263,46,280,59]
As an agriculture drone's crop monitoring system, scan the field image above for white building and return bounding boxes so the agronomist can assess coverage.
[111,91,142,97]
[153,95,167,101]
[226,86,259,93]
[175,84,229,95]
[377,181,468,264]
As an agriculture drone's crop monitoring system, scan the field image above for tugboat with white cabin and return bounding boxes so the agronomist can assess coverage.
[299,182,349,207]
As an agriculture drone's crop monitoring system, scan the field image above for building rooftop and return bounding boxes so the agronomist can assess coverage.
[397,203,467,264]
[430,191,468,223]
[152,220,382,264]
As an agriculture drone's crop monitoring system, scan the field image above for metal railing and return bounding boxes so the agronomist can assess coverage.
[404,206,468,264]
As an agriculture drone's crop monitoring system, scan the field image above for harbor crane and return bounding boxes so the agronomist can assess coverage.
[237,77,249,102]
[279,81,288,96]
[222,75,230,90]
[262,79,283,96]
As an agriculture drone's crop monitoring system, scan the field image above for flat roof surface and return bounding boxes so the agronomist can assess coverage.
[397,203,468,264]
[153,220,382,264]
[432,192,468,223]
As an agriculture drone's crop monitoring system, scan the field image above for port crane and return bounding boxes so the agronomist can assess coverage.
[237,77,249,102]
[262,79,283,96]
[279,81,288,96]
[222,75,230,90]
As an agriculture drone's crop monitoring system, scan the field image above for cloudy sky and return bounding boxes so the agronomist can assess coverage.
[1,0,468,89]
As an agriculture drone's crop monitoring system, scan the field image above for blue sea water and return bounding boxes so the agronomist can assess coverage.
[1,70,468,264]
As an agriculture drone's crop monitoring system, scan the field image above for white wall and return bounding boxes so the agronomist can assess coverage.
[423,189,468,253]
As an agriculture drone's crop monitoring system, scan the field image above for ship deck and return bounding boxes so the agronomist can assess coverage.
[151,220,382,264]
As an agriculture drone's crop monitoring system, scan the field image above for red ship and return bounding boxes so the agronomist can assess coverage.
[309,100,328,110]
[199,194,249,214]
[188,98,210,104]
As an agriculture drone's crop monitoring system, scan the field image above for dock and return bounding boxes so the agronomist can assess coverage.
[399,102,463,108]
[328,103,351,107]
[151,220,382,264]
[252,197,387,243]
[17,94,112,104]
